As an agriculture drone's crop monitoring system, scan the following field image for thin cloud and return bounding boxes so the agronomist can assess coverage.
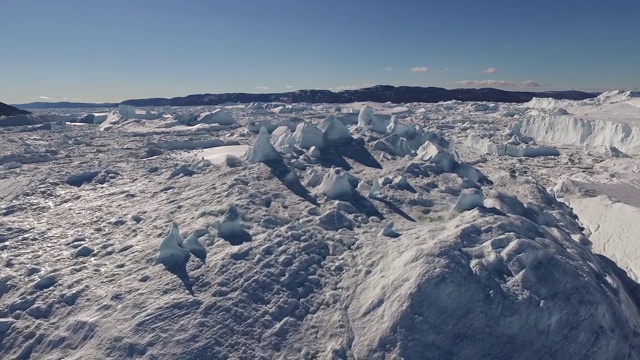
[482,67,498,74]
[331,85,360,91]
[254,86,269,91]
[521,80,541,87]
[285,85,292,88]
[410,66,428,73]
[39,96,52,100]
[384,66,393,72]
[453,80,515,87]
[330,83,372,91]
[452,80,543,88]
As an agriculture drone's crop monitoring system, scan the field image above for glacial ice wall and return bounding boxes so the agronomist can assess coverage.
[513,115,640,155]
[466,134,560,157]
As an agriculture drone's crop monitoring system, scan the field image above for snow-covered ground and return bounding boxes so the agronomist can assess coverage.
[1,93,640,359]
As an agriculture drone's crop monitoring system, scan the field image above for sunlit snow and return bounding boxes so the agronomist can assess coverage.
[1,95,640,359]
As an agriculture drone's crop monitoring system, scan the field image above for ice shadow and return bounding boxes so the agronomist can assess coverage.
[263,159,319,206]
[220,229,252,246]
[319,138,383,171]
[393,182,417,194]
[163,262,195,296]
[348,192,385,219]
[596,254,640,308]
[372,197,416,222]
[316,152,353,171]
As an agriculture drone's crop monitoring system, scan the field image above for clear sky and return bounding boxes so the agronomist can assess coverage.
[1,0,639,104]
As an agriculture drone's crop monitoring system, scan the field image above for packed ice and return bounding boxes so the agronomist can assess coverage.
[1,96,640,359]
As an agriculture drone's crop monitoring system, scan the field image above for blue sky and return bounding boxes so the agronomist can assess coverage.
[1,0,638,103]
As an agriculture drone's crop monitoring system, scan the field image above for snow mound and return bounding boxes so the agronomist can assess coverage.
[594,90,640,105]
[196,109,236,125]
[524,97,565,109]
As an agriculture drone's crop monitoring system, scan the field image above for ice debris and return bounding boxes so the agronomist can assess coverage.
[358,105,374,127]
[196,109,236,125]
[318,115,352,144]
[156,222,190,274]
[246,126,282,163]
[182,228,209,264]
[317,168,354,200]
[416,141,456,172]
[452,188,485,211]
[214,205,252,245]
[369,178,382,199]
[318,210,354,231]
[293,122,324,149]
[378,222,401,238]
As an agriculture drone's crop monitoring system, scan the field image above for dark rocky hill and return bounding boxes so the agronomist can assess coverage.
[121,85,597,107]
[12,102,118,110]
[0,102,31,116]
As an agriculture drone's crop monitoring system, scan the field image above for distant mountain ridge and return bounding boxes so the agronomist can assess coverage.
[11,86,598,109]
[12,102,118,110]
[122,85,597,107]
[0,101,31,116]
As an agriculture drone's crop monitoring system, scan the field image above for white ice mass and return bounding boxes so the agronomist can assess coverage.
[195,109,236,125]
[2,95,640,359]
[318,115,353,144]
[293,122,324,149]
[156,222,190,272]
[245,126,282,163]
[317,167,355,200]
[182,228,209,264]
